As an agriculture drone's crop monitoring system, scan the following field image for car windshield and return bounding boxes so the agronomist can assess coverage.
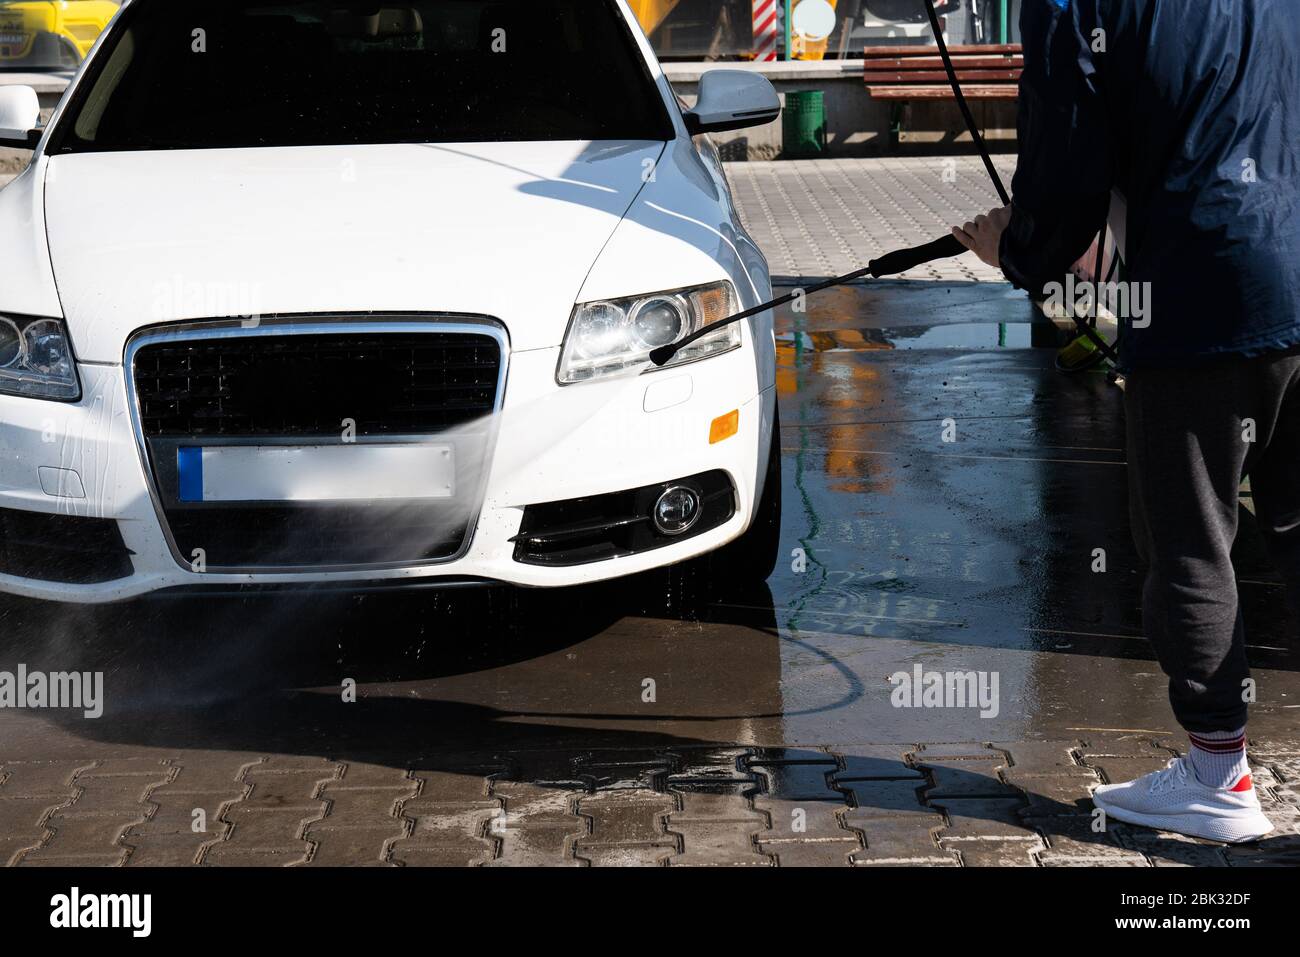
[52,0,673,151]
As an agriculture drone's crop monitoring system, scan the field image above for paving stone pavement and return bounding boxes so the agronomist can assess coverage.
[725,156,1018,283]
[4,740,1298,866]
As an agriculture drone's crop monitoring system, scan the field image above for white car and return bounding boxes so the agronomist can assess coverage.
[0,0,782,603]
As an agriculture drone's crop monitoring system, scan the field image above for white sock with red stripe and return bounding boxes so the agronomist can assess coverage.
[1187,728,1250,790]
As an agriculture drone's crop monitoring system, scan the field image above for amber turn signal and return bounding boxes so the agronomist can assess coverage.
[709,410,739,445]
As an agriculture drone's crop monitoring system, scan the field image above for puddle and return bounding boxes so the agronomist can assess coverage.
[778,322,1063,353]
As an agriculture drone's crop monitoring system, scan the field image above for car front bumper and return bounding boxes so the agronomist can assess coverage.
[0,341,772,603]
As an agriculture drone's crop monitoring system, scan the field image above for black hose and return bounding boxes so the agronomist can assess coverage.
[650,0,1121,369]
[921,0,1010,206]
[919,0,1122,365]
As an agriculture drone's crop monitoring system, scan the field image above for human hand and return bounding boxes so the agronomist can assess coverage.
[952,205,1012,269]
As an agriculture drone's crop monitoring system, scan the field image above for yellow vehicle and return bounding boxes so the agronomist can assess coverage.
[0,0,119,71]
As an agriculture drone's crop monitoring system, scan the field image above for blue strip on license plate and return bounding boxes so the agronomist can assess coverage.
[177,447,205,503]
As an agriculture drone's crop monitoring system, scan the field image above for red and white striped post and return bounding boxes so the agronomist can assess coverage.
[752,0,779,61]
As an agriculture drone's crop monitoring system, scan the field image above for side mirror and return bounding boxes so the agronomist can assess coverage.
[683,70,781,136]
[0,86,42,151]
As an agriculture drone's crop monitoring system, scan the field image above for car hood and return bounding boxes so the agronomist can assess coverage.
[43,141,666,362]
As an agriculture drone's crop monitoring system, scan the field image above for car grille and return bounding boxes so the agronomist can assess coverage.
[131,326,504,571]
[134,332,501,437]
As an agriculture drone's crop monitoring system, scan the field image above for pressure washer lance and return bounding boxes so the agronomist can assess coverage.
[651,0,1121,370]
[649,233,968,366]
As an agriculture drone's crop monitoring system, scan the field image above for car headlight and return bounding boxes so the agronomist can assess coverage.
[557,281,741,384]
[0,315,80,401]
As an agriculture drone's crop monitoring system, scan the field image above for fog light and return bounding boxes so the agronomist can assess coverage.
[652,485,701,536]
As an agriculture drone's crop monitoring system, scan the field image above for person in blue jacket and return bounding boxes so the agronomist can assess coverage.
[954,0,1299,844]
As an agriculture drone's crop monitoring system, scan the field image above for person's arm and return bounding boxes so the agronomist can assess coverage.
[954,0,1113,290]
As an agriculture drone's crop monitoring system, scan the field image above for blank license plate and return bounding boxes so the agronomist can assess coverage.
[177,444,455,503]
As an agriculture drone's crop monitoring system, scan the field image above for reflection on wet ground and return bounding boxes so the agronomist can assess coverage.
[0,281,1296,799]
[780,320,1061,352]
[765,281,1296,741]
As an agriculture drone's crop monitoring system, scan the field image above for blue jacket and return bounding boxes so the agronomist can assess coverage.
[998,0,1300,369]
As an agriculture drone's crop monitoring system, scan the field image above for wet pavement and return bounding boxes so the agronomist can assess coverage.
[1,277,1297,867]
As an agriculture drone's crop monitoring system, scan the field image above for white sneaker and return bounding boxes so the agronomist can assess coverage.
[1091,756,1274,844]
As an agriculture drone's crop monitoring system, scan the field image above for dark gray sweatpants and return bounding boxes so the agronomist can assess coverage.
[1124,348,1300,733]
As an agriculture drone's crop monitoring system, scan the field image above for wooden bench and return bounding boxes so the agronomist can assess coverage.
[864,43,1024,100]
[864,43,1023,148]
